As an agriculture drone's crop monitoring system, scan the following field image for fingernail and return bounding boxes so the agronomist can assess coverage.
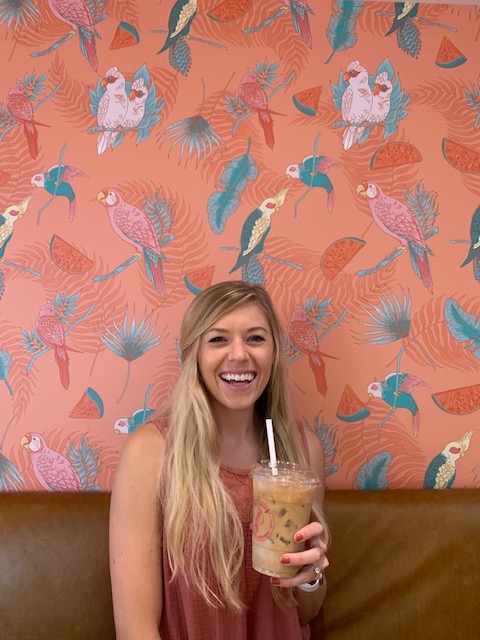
[281,555,291,564]
[271,578,281,585]
[294,533,304,542]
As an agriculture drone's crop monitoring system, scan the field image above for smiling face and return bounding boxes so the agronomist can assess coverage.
[197,302,275,422]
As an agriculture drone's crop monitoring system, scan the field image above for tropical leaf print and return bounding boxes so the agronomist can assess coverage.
[0,128,41,210]
[50,54,99,130]
[0,451,28,491]
[304,413,339,480]
[0,0,40,33]
[444,298,480,361]
[105,0,140,28]
[355,451,392,489]
[0,323,36,422]
[67,434,101,491]
[10,0,64,46]
[325,0,364,64]
[150,347,181,410]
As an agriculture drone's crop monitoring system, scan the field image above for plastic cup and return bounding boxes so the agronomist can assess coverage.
[251,460,321,578]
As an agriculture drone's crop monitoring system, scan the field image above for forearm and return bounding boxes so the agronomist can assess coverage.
[296,576,327,624]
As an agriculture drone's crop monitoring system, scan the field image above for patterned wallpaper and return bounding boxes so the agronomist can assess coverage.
[1,0,479,492]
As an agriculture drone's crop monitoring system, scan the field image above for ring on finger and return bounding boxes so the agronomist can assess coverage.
[308,564,321,579]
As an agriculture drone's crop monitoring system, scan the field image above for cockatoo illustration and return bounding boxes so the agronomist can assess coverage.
[21,432,82,491]
[368,71,393,126]
[385,3,421,59]
[114,408,156,435]
[35,302,78,390]
[96,67,128,155]
[47,0,100,71]
[157,0,198,76]
[229,189,289,274]
[281,0,314,48]
[460,205,480,283]
[286,155,343,214]
[0,197,31,259]
[97,188,167,298]
[121,78,149,130]
[357,181,434,293]
[6,83,49,159]
[287,307,336,396]
[424,431,475,489]
[341,61,373,150]
[31,165,87,221]
[367,372,429,438]
[238,70,283,149]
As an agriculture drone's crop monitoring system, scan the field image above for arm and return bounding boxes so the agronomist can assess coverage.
[272,427,329,623]
[109,422,165,640]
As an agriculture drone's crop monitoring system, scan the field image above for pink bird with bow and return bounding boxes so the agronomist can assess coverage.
[47,0,100,71]
[6,83,49,159]
[21,432,82,491]
[238,70,283,149]
[357,180,434,293]
[36,302,78,390]
[97,188,167,298]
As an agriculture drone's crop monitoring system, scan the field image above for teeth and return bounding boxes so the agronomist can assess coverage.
[220,373,255,382]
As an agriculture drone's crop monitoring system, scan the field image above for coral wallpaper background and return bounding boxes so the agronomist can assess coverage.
[1,0,479,493]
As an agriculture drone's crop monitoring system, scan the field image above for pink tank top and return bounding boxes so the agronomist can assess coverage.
[156,423,310,640]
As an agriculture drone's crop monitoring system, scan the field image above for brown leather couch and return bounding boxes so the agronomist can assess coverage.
[1,490,479,639]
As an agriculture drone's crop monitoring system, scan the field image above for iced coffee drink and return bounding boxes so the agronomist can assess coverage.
[251,460,321,578]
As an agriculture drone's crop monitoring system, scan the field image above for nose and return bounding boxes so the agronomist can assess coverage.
[227,338,248,362]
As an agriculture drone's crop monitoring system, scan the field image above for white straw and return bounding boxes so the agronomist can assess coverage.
[265,418,278,476]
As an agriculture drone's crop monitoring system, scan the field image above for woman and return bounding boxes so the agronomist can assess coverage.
[110,281,329,639]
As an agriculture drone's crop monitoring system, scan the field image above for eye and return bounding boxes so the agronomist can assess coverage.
[248,335,266,343]
[208,336,226,343]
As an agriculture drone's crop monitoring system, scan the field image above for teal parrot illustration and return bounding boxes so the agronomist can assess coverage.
[460,205,480,283]
[385,2,421,58]
[157,0,198,76]
[0,197,31,259]
[367,372,429,438]
[113,408,156,435]
[286,155,343,214]
[31,164,87,222]
[424,431,475,489]
[229,188,289,274]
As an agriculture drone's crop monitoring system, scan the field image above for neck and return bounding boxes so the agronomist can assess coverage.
[211,405,262,469]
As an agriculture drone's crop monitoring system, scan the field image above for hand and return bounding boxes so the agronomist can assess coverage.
[270,522,329,588]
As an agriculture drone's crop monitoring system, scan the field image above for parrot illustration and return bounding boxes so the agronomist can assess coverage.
[96,67,128,155]
[368,71,393,126]
[367,372,429,438]
[287,307,337,396]
[385,3,421,59]
[47,0,100,71]
[286,155,343,214]
[229,188,289,274]
[31,165,87,222]
[424,431,475,489]
[121,78,149,131]
[114,408,156,435]
[357,181,434,293]
[0,197,31,259]
[21,432,82,491]
[460,205,480,283]
[341,61,373,150]
[35,302,78,390]
[97,188,167,298]
[6,82,49,160]
[280,0,314,48]
[157,0,198,76]
[238,70,284,150]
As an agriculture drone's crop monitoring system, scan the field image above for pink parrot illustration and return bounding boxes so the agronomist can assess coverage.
[47,0,100,71]
[368,71,393,126]
[287,307,336,396]
[122,78,149,130]
[238,70,283,150]
[36,302,78,390]
[97,188,167,298]
[6,83,49,159]
[96,67,128,155]
[21,432,82,491]
[281,0,314,48]
[357,181,434,293]
[341,61,373,150]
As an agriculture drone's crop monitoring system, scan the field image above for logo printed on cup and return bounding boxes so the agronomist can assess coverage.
[253,498,275,541]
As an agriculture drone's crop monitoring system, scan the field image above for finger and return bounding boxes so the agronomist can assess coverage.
[294,521,324,543]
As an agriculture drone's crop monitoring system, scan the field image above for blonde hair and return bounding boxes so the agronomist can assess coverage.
[159,281,328,611]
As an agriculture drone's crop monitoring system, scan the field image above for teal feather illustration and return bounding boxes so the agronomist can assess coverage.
[325,0,364,64]
[444,298,480,360]
[0,349,13,395]
[355,451,392,489]
[207,139,258,234]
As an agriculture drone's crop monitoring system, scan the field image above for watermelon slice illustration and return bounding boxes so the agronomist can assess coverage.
[207,0,252,21]
[336,384,370,423]
[442,139,480,174]
[292,86,322,117]
[69,388,104,419]
[435,36,467,68]
[50,235,94,274]
[370,142,422,170]
[321,237,365,280]
[184,266,215,295]
[109,22,140,50]
[432,383,480,415]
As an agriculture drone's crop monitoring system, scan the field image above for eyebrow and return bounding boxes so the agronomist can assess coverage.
[204,326,269,335]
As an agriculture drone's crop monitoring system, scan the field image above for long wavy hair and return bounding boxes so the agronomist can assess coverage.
[159,281,328,611]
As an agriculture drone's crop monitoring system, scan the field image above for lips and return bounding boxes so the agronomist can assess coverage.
[219,372,256,383]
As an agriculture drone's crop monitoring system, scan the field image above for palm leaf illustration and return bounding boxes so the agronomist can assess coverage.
[356,290,411,345]
[355,451,392,490]
[325,0,364,64]
[306,413,338,479]
[445,298,480,360]
[160,114,223,166]
[0,0,40,31]
[0,414,28,491]
[67,435,101,491]
[0,349,12,394]
[207,139,258,234]
[100,309,166,403]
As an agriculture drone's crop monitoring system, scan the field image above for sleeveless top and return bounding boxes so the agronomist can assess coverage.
[155,421,311,640]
